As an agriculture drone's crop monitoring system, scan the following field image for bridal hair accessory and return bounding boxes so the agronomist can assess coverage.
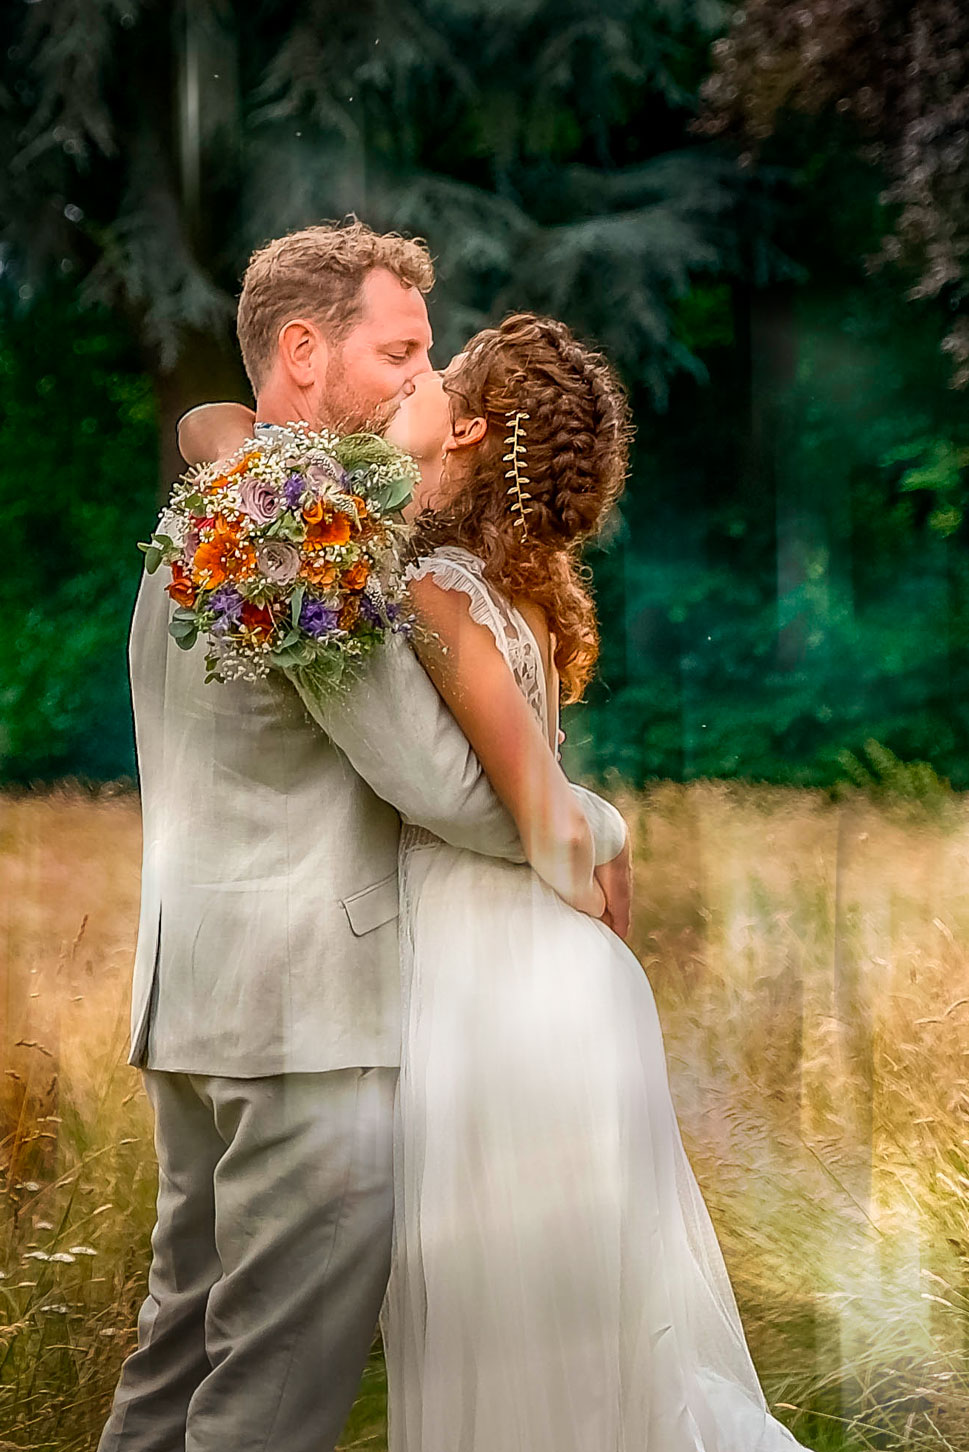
[504,410,532,536]
[138,423,418,695]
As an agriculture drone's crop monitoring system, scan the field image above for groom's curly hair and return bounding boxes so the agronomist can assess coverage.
[416,314,632,703]
[237,218,434,390]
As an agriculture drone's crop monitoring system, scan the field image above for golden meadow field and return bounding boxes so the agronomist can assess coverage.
[3,783,969,1450]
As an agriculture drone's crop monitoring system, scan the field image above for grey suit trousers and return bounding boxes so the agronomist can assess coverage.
[99,1067,397,1452]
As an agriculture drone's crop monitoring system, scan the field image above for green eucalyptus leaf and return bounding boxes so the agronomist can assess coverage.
[170,619,199,649]
[370,473,414,513]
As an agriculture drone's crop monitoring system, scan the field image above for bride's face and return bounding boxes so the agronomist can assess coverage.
[386,367,452,458]
[384,368,452,511]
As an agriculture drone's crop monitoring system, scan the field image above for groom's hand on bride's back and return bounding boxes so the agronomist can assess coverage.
[595,835,632,940]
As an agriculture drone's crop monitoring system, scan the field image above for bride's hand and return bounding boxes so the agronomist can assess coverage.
[178,402,256,465]
[573,873,607,920]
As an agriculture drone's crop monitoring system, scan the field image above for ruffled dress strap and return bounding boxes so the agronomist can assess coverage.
[405,546,548,730]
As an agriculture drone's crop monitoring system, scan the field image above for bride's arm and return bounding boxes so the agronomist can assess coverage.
[410,574,606,918]
[178,402,255,464]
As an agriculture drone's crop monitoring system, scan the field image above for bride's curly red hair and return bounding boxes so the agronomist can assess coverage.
[415,313,632,702]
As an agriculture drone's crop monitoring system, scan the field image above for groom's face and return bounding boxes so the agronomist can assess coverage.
[321,267,434,433]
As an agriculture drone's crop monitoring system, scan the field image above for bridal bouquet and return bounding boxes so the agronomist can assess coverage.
[140,423,418,691]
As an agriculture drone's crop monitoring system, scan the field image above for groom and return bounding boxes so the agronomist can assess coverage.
[100,219,630,1452]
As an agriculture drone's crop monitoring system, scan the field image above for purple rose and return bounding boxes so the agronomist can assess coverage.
[283,474,304,511]
[300,599,341,638]
[238,474,282,525]
[256,541,300,586]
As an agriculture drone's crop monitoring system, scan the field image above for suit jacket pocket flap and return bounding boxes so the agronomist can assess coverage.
[341,873,399,937]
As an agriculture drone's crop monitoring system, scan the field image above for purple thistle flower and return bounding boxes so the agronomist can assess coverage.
[300,599,341,638]
[283,474,304,511]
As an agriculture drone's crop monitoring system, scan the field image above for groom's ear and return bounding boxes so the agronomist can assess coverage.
[277,318,327,388]
[446,415,488,452]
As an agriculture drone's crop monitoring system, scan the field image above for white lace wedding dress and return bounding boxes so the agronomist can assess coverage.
[379,546,806,1452]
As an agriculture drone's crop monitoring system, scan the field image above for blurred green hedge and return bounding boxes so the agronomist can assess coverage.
[0,286,157,783]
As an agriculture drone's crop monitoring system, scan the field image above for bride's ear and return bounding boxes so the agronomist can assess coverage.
[444,415,488,454]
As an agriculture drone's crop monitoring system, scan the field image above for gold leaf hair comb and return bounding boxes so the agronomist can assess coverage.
[503,410,532,537]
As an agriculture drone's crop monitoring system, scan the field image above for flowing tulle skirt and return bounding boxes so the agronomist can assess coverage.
[380,843,806,1452]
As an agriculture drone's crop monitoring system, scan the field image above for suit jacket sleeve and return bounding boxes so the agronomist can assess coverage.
[287,634,626,865]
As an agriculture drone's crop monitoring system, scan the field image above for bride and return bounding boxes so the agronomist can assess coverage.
[380,315,806,1452]
[182,315,807,1452]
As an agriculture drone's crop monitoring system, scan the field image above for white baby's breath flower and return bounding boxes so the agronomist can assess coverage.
[156,508,187,547]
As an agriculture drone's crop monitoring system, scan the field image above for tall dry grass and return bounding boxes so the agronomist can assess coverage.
[2,782,969,1449]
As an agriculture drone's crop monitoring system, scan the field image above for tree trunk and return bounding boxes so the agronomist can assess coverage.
[151,326,251,497]
[736,283,804,665]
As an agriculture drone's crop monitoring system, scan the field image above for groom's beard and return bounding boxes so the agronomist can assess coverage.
[319,358,400,436]
[326,401,397,436]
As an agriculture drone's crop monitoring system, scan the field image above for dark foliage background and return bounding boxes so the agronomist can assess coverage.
[2,0,968,789]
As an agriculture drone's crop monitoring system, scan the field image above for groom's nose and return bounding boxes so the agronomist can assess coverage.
[403,350,433,395]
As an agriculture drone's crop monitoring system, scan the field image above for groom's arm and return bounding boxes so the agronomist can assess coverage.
[287,634,627,866]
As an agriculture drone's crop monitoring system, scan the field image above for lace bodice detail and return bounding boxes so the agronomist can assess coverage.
[405,546,550,735]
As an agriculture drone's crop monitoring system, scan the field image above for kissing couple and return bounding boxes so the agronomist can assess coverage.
[100,219,807,1452]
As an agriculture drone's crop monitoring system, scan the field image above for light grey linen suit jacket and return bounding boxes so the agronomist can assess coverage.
[128,566,625,1077]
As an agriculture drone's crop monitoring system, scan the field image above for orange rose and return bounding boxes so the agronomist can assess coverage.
[167,562,197,608]
[192,540,228,588]
[192,514,255,588]
[302,499,325,524]
[224,543,257,582]
[306,512,352,547]
[213,512,242,541]
[343,560,370,591]
[300,559,337,587]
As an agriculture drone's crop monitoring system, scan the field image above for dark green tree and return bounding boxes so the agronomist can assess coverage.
[697,0,969,382]
[2,0,740,487]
